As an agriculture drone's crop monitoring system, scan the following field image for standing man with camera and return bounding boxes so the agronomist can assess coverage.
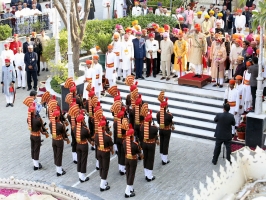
[212,104,235,165]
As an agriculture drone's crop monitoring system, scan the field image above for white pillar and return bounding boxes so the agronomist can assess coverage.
[66,0,74,78]
[255,21,264,115]
[54,8,61,65]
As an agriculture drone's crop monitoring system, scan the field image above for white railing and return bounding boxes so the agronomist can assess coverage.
[0,176,90,200]
[185,146,266,200]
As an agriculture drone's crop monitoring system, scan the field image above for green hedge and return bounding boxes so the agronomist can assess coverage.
[82,15,177,52]
[0,24,12,41]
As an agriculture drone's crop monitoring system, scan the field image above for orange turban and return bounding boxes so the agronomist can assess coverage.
[235,39,242,45]
[246,61,251,67]
[158,28,165,33]
[194,24,201,31]
[255,36,260,41]
[86,60,92,65]
[113,33,119,39]
[256,49,260,55]
[229,80,235,85]
[235,75,243,80]
[93,55,99,60]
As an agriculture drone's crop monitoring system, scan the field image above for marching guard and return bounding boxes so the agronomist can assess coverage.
[74,110,94,182]
[140,109,159,181]
[49,107,70,176]
[156,91,174,165]
[123,124,143,198]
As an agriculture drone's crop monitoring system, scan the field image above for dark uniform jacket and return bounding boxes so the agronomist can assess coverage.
[88,0,95,20]
[214,112,235,140]
[123,140,141,156]
[31,117,42,132]
[73,125,91,142]
[140,125,158,142]
[156,111,173,127]
[24,51,38,71]
[95,132,113,149]
[31,37,42,55]
[49,121,68,139]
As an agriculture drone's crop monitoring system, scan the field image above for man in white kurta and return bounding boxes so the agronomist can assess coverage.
[114,0,124,18]
[242,66,252,111]
[92,55,103,99]
[145,32,159,78]
[14,47,26,89]
[83,60,95,99]
[235,75,244,127]
[105,45,116,87]
[1,59,16,107]
[120,34,134,81]
[111,33,123,80]
[235,9,246,34]
[229,39,243,79]
[102,0,111,19]
[224,80,239,135]
[132,1,142,16]
[1,44,14,66]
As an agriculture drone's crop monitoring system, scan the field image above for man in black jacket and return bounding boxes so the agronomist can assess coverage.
[212,104,235,165]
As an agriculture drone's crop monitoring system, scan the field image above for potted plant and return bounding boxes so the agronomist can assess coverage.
[95,32,112,68]
[237,115,246,140]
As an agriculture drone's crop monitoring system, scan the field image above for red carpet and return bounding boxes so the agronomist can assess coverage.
[231,136,266,152]
[178,73,212,88]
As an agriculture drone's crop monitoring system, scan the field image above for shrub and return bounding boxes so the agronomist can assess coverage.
[42,30,68,61]
[95,33,112,54]
[82,15,177,52]
[49,61,68,94]
[0,24,12,41]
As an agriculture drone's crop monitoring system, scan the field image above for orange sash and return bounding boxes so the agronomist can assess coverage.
[106,63,114,68]
[228,101,236,107]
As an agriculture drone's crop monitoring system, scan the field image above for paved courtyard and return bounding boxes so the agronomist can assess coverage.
[0,71,229,200]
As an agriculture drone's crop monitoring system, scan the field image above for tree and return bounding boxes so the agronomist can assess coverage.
[53,0,91,74]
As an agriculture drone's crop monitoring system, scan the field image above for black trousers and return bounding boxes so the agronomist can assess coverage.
[97,150,110,179]
[146,58,157,77]
[30,135,41,160]
[37,53,41,74]
[26,70,37,89]
[156,52,161,74]
[142,142,156,170]
[52,139,64,166]
[71,129,77,152]
[159,129,171,155]
[125,158,137,185]
[212,139,231,162]
[117,138,125,165]
[76,143,88,173]
[251,86,257,109]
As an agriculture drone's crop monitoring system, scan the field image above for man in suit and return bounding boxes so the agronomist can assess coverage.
[24,45,38,91]
[184,5,194,29]
[225,10,233,34]
[23,35,33,53]
[248,57,258,112]
[132,32,146,79]
[24,0,32,8]
[212,104,235,165]
[221,5,227,22]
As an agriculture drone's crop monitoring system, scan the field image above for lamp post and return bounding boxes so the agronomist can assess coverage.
[65,0,74,78]
[54,7,61,64]
[255,21,264,115]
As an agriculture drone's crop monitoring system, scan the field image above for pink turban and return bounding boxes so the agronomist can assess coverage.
[172,28,179,34]
[163,32,169,38]
[246,47,253,55]
[176,8,180,13]
[250,41,257,45]
[246,34,254,42]
[209,28,215,33]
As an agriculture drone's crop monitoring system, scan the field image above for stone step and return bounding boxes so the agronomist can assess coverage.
[101,93,221,115]
[100,100,216,132]
[102,111,216,140]
[117,84,223,108]
[116,79,225,100]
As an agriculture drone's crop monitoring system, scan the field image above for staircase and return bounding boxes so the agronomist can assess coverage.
[100,78,230,141]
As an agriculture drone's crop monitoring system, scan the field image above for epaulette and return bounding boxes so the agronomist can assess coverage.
[105,133,112,138]
[133,141,138,145]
